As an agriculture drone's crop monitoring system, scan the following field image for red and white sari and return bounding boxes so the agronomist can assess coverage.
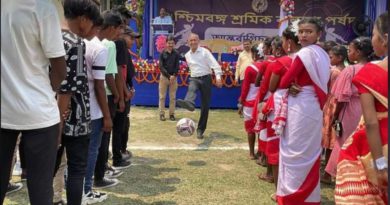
[276,45,330,205]
[239,63,260,133]
[262,56,292,165]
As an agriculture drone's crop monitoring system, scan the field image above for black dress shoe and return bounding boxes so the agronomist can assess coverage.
[177,99,195,111]
[169,115,176,121]
[196,130,204,139]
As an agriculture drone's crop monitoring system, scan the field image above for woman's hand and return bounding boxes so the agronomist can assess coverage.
[288,83,301,97]
[377,169,388,191]
[238,107,243,116]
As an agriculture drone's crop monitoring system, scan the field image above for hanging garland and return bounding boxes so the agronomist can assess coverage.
[133,59,239,87]
[278,0,295,26]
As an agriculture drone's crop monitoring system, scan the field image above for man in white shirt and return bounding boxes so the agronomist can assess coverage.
[1,0,66,204]
[177,33,223,139]
[153,8,173,24]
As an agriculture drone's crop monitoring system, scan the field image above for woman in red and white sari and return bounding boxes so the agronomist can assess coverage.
[335,12,388,205]
[252,37,275,166]
[238,45,262,160]
[266,26,301,202]
[276,18,330,205]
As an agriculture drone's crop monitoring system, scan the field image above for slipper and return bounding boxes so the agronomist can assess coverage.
[257,173,274,183]
[270,193,277,202]
[249,155,256,160]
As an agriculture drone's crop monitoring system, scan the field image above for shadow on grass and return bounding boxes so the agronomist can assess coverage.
[104,198,177,205]
[195,132,243,151]
[187,160,207,166]
[107,156,181,199]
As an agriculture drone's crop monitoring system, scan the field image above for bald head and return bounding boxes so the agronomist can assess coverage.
[188,33,200,52]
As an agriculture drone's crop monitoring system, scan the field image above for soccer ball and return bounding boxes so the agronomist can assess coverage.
[176,118,196,137]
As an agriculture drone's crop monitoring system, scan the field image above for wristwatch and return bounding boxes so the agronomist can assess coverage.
[375,157,388,171]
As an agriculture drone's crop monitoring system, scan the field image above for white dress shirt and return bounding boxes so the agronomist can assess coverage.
[185,47,222,80]
[153,16,173,24]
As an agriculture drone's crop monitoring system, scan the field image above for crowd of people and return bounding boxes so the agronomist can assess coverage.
[0,0,388,204]
[237,13,388,205]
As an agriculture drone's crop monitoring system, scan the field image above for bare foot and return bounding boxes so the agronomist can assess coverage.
[270,193,277,202]
[256,173,274,183]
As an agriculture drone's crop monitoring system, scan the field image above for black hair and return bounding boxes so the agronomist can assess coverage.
[93,15,104,27]
[251,45,260,59]
[101,10,123,30]
[330,45,348,62]
[243,39,252,44]
[263,37,274,48]
[166,35,175,42]
[350,37,379,61]
[63,0,101,24]
[323,41,338,53]
[375,12,388,38]
[298,17,324,32]
[112,5,132,23]
[271,36,283,49]
[282,27,299,44]
[251,44,259,54]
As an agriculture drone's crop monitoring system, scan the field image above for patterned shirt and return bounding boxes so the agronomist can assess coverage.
[60,31,91,137]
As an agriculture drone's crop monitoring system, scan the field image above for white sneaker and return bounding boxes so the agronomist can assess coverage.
[105,169,123,179]
[82,190,107,205]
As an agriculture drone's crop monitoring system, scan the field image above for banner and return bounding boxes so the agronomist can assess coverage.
[158,0,363,54]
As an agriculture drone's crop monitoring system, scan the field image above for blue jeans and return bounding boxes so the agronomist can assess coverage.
[84,118,103,193]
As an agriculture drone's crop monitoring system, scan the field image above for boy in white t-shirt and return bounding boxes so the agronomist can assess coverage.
[1,0,66,204]
[83,10,124,203]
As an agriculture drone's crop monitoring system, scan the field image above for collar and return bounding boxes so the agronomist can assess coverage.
[190,47,200,54]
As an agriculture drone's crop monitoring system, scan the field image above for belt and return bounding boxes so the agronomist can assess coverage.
[191,74,211,79]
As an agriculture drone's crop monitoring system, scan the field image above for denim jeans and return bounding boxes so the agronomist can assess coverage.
[84,118,103,193]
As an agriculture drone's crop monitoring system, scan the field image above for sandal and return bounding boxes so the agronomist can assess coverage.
[256,173,274,183]
[270,193,277,202]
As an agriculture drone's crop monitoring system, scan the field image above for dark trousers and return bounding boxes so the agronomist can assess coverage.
[121,101,131,152]
[95,95,116,180]
[185,75,212,133]
[0,124,59,205]
[55,135,89,205]
[112,101,130,164]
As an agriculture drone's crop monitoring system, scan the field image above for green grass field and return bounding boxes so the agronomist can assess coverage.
[4,107,335,205]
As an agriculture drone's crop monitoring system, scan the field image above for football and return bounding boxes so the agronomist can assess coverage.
[176,118,196,137]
